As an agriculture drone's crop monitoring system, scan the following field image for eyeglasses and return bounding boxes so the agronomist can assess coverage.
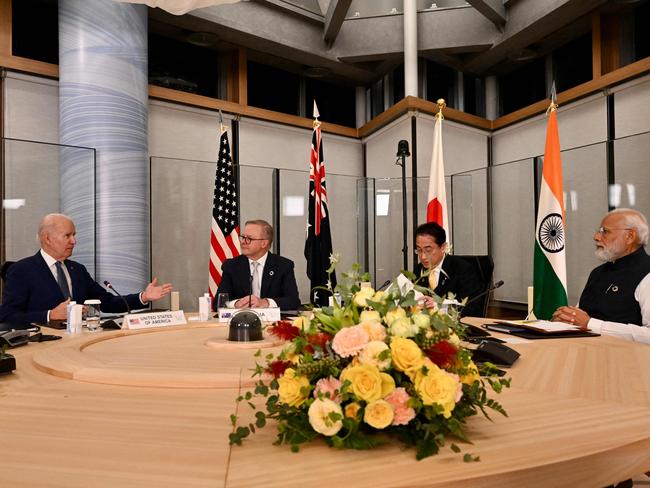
[239,234,267,244]
[595,227,633,236]
[414,246,439,255]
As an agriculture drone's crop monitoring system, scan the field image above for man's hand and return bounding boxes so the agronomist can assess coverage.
[141,277,173,303]
[49,299,70,321]
[234,296,270,308]
[552,306,590,329]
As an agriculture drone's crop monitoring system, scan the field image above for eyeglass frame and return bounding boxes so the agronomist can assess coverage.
[239,234,268,245]
[595,227,633,236]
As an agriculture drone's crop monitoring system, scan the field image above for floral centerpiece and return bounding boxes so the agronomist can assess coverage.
[229,260,510,460]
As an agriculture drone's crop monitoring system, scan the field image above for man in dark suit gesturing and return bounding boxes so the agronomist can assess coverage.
[216,219,300,311]
[413,222,482,317]
[0,213,172,326]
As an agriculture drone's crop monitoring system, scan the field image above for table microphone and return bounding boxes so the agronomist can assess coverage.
[377,280,392,291]
[463,280,504,308]
[104,280,132,314]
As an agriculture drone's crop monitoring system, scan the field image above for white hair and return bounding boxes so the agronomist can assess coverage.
[37,213,73,241]
[607,208,649,246]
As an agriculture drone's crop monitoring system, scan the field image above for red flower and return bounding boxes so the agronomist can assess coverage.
[266,360,292,378]
[425,340,458,369]
[306,332,332,353]
[268,320,301,341]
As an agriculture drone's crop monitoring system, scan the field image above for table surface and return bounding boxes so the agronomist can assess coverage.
[2,317,650,488]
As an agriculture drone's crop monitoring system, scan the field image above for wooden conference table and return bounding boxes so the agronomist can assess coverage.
[1,317,650,487]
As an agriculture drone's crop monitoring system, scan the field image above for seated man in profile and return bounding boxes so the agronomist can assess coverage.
[413,222,483,317]
[552,208,650,345]
[216,219,300,311]
[0,213,173,327]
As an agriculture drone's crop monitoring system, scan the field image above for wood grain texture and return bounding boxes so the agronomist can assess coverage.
[1,319,650,487]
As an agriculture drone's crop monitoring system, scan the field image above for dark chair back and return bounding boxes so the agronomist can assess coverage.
[454,255,494,317]
[1,261,15,282]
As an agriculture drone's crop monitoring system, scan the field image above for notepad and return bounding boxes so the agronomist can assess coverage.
[495,319,581,334]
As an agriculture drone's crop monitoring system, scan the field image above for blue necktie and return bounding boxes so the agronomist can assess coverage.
[55,261,72,299]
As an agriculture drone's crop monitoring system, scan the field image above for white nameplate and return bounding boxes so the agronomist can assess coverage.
[217,307,281,323]
[123,310,187,330]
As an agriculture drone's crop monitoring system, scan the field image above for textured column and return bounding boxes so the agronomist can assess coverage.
[485,75,498,120]
[403,0,418,97]
[59,0,148,292]
[355,86,366,128]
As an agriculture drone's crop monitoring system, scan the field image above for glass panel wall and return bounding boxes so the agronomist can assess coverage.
[2,137,95,276]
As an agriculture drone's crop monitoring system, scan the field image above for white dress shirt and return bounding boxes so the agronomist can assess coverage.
[587,272,650,345]
[41,249,72,321]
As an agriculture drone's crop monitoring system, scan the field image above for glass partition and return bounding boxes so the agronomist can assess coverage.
[2,137,96,275]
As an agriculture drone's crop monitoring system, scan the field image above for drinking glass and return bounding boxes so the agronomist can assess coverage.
[216,293,230,310]
[84,299,102,332]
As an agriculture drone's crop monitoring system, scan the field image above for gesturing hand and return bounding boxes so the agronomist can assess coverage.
[142,277,173,303]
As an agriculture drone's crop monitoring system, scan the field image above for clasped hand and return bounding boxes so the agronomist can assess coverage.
[551,306,590,329]
[234,295,269,308]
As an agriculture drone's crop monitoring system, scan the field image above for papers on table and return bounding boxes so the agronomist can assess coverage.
[495,319,581,334]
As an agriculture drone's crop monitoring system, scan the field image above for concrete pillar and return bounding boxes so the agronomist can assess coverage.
[59,0,148,293]
[355,86,366,128]
[485,75,498,120]
[403,0,418,97]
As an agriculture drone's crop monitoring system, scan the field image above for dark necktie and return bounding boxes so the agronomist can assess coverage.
[55,261,72,299]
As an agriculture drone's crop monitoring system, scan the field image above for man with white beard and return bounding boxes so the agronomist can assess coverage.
[552,208,650,345]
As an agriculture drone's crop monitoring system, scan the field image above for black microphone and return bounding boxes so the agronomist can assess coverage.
[104,280,131,314]
[377,280,392,291]
[463,280,504,308]
[249,273,253,308]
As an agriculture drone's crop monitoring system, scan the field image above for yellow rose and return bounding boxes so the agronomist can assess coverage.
[282,343,300,364]
[277,368,310,407]
[358,341,391,370]
[380,372,395,397]
[364,399,394,429]
[384,307,407,326]
[448,333,461,347]
[414,365,461,418]
[390,337,424,373]
[340,364,384,402]
[292,316,310,330]
[460,361,480,385]
[308,398,343,436]
[359,310,381,323]
[353,287,375,307]
[344,402,361,419]
[372,290,388,302]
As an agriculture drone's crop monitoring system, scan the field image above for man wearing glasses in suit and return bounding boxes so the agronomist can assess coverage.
[216,219,300,311]
[552,208,650,345]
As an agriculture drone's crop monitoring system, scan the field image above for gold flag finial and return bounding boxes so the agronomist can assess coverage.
[436,98,446,119]
[546,81,558,115]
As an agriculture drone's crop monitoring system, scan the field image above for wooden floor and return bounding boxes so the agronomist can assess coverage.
[2,319,650,487]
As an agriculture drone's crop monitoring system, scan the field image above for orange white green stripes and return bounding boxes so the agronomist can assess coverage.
[533,108,568,319]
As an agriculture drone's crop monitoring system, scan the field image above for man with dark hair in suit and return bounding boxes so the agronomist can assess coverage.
[216,219,300,311]
[0,213,172,326]
[413,222,482,317]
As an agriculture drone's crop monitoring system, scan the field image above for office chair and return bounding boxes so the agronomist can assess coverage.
[454,255,494,317]
[1,261,15,282]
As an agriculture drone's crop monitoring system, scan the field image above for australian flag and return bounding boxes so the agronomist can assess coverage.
[304,115,336,306]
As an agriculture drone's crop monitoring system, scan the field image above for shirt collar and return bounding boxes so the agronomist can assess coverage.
[249,252,269,269]
[40,249,61,268]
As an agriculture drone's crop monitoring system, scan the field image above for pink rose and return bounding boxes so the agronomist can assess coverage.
[385,387,416,426]
[332,325,370,358]
[314,376,343,403]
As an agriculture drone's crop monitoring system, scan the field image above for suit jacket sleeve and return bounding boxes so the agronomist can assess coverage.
[267,259,300,311]
[73,265,143,313]
[0,261,47,325]
[450,258,483,318]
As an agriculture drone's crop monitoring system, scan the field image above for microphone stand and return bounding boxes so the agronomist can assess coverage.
[104,280,132,314]
[396,140,410,271]
[249,273,253,308]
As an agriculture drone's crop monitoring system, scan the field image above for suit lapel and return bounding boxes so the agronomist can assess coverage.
[65,260,83,301]
[35,252,66,302]
[236,256,253,295]
[260,253,276,297]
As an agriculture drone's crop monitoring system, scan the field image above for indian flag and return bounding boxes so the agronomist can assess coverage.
[533,108,568,319]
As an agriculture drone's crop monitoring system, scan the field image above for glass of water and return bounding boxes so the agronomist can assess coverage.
[84,299,102,332]
[216,293,229,310]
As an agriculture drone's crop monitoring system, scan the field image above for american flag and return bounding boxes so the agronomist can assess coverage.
[209,127,240,297]
[304,108,336,306]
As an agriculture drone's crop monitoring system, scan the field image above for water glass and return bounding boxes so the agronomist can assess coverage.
[84,299,102,332]
[216,293,229,310]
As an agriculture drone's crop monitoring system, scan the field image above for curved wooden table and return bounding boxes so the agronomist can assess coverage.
[1,318,650,487]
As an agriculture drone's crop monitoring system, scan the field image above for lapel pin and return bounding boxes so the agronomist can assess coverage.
[612,285,619,293]
[269,270,274,276]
